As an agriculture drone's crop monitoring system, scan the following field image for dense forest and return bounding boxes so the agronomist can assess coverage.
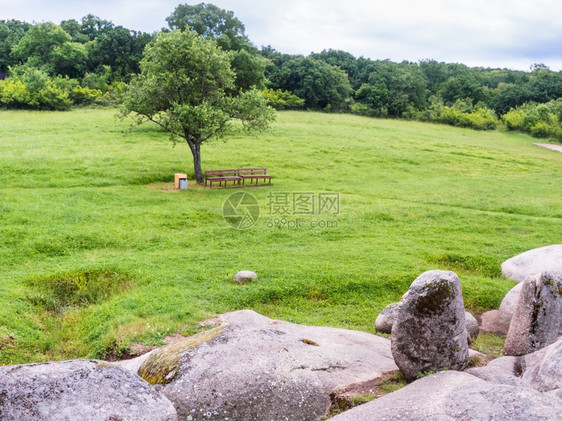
[1,3,561,141]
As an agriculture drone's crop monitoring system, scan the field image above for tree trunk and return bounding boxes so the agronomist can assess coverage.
[192,141,203,184]
[185,136,203,184]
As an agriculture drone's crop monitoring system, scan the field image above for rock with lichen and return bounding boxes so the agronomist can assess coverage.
[138,310,398,421]
[391,270,469,382]
[0,359,177,421]
[503,272,561,356]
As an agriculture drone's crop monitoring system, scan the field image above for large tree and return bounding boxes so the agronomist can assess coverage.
[121,30,275,183]
[167,3,267,91]
[166,2,249,51]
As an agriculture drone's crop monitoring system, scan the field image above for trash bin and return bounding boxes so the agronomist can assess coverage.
[179,178,188,190]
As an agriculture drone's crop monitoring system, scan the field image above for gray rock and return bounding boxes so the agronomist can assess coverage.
[139,310,398,421]
[501,244,562,283]
[376,303,478,345]
[522,337,562,392]
[0,359,177,421]
[467,338,562,398]
[330,371,562,421]
[233,270,258,283]
[500,281,562,334]
[391,270,469,382]
[479,309,512,335]
[466,356,526,388]
[465,311,479,343]
[500,282,523,315]
[504,272,562,356]
[374,301,401,333]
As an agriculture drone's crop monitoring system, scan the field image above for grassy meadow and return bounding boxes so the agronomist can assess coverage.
[0,108,561,364]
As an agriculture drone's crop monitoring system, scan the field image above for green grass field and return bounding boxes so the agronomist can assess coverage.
[1,108,561,364]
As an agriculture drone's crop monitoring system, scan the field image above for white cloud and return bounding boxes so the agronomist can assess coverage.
[1,0,561,70]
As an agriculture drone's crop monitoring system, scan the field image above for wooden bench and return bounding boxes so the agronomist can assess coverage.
[204,169,242,188]
[237,168,273,186]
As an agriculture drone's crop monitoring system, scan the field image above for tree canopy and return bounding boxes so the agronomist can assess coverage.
[1,3,562,141]
[121,29,275,183]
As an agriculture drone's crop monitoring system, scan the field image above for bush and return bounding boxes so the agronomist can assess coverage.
[71,85,103,105]
[502,108,525,130]
[0,79,30,108]
[415,99,498,130]
[38,83,72,110]
[501,101,562,142]
[261,88,304,110]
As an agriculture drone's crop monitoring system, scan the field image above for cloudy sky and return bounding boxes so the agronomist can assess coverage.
[2,0,561,71]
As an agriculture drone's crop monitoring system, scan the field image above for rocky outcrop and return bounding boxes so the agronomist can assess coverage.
[330,370,562,421]
[391,270,469,381]
[0,359,178,421]
[503,272,561,356]
[501,244,562,283]
[138,310,398,421]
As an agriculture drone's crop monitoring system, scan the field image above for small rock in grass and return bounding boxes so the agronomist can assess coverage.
[233,270,258,283]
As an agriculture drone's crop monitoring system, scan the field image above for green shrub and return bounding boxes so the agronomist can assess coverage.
[261,88,304,110]
[419,99,498,130]
[502,108,525,130]
[71,85,103,105]
[38,83,72,110]
[0,79,30,107]
[502,101,562,142]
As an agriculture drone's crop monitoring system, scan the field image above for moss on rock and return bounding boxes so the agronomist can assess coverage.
[139,324,228,385]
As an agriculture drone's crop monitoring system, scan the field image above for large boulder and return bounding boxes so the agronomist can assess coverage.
[376,301,478,345]
[330,370,562,421]
[499,282,523,314]
[501,244,562,283]
[0,359,177,421]
[391,270,469,381]
[503,272,562,356]
[500,280,562,334]
[139,310,398,421]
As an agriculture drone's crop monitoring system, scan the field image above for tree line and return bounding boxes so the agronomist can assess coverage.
[1,3,561,141]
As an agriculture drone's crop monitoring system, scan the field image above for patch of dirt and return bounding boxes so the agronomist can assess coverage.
[534,143,562,153]
[328,371,407,417]
[148,183,178,192]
